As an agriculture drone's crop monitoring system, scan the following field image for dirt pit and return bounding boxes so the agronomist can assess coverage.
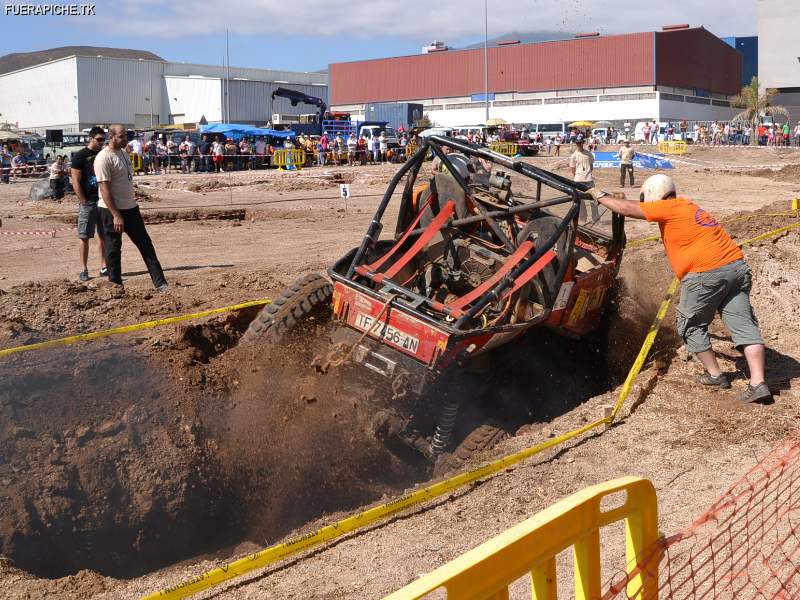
[0,270,659,583]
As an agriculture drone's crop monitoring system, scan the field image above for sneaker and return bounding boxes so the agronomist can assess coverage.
[737,382,772,404]
[156,283,169,293]
[698,371,731,389]
[99,267,108,277]
[79,270,89,282]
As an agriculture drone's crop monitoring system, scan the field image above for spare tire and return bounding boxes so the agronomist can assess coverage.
[240,273,332,345]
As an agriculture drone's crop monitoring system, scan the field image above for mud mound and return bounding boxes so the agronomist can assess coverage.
[0,271,284,347]
[0,345,228,579]
[202,324,424,542]
[745,163,800,182]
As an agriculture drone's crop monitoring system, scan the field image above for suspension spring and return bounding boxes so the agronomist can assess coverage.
[430,398,460,456]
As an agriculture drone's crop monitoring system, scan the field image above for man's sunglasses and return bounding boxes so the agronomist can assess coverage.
[93,136,106,142]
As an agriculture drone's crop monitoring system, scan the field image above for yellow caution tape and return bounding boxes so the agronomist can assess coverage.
[0,299,270,359]
[143,218,800,600]
[739,220,800,246]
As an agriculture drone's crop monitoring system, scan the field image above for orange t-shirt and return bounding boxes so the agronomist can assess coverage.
[639,198,743,279]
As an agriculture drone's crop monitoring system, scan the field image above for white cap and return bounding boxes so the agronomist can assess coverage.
[640,174,676,201]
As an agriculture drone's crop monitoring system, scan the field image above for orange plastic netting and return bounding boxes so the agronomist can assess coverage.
[605,434,800,599]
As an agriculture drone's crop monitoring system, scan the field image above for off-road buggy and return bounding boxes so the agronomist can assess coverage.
[243,136,625,468]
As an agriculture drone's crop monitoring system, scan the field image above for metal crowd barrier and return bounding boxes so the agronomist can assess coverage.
[385,477,660,600]
[273,148,306,170]
[657,140,687,156]
[489,141,520,157]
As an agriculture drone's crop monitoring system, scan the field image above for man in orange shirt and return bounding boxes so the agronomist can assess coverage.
[589,174,770,403]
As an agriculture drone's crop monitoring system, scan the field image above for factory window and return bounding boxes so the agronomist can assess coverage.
[711,99,731,107]
[491,99,543,107]
[659,93,684,102]
[600,92,658,102]
[423,104,443,110]
[543,96,598,105]
[685,96,711,105]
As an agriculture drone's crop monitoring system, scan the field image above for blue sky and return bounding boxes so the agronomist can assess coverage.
[1,0,757,72]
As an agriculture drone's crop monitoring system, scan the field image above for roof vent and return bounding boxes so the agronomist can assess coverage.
[662,24,690,31]
[497,40,520,46]
[574,32,600,38]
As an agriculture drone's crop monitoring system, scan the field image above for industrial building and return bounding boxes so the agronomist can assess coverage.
[0,50,328,133]
[758,0,800,118]
[329,27,742,127]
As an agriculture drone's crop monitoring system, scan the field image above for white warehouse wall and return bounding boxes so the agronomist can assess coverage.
[75,56,167,127]
[758,0,800,89]
[427,98,661,127]
[0,57,80,131]
[165,76,222,124]
[0,54,328,131]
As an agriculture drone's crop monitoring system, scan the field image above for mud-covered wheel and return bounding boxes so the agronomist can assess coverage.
[241,273,332,344]
[434,422,510,476]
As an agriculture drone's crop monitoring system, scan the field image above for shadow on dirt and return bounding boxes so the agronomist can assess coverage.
[0,343,231,579]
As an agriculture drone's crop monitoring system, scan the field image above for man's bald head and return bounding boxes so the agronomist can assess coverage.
[107,124,128,150]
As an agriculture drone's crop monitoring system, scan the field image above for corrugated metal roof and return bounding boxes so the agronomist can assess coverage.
[330,32,654,105]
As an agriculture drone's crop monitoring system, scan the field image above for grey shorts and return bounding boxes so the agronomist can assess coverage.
[77,202,99,239]
[676,259,764,353]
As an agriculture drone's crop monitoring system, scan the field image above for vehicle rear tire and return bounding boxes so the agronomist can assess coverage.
[240,273,333,345]
[434,421,510,476]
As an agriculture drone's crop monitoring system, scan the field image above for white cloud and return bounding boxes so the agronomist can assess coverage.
[97,0,757,41]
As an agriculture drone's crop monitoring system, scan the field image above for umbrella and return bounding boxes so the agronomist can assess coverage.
[593,120,613,127]
[485,117,508,127]
[568,120,594,128]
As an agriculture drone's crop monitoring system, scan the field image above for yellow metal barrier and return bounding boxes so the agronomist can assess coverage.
[131,152,144,174]
[656,141,686,156]
[406,143,418,158]
[273,148,306,170]
[490,141,520,157]
[385,477,660,600]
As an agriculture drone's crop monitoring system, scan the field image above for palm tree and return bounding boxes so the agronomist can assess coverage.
[731,77,791,145]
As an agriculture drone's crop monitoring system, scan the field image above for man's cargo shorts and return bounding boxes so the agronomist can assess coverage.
[77,202,100,239]
[676,259,764,353]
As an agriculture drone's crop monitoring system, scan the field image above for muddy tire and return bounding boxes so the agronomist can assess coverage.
[434,422,510,476]
[240,273,333,345]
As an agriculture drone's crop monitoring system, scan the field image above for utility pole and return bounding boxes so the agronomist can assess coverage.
[226,29,231,123]
[149,76,153,128]
[484,0,489,122]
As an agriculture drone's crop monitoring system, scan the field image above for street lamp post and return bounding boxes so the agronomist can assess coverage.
[484,0,489,122]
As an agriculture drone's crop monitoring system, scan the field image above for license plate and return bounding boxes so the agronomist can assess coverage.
[354,313,420,354]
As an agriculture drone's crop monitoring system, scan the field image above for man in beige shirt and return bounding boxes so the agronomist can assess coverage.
[95,124,168,291]
[617,139,636,188]
[568,134,594,187]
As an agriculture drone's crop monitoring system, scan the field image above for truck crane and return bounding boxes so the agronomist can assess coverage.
[270,87,398,146]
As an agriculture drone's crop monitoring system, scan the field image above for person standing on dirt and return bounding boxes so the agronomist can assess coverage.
[48,155,67,200]
[198,134,211,173]
[588,174,770,404]
[70,126,108,282]
[617,140,635,188]
[569,134,594,188]
[1,145,11,184]
[95,124,168,292]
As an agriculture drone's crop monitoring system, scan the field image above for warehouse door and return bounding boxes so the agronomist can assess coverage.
[135,114,160,128]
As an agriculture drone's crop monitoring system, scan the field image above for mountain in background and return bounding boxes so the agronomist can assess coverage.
[0,46,164,75]
[461,30,574,49]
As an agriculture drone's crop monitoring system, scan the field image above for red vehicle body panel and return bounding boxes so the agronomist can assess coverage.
[332,282,451,366]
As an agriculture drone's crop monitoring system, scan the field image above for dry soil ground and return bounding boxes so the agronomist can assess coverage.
[1,145,800,599]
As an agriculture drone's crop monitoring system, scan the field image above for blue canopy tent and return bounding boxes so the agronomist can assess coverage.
[200,124,296,140]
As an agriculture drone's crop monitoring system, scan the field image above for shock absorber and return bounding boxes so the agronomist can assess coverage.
[430,398,460,456]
